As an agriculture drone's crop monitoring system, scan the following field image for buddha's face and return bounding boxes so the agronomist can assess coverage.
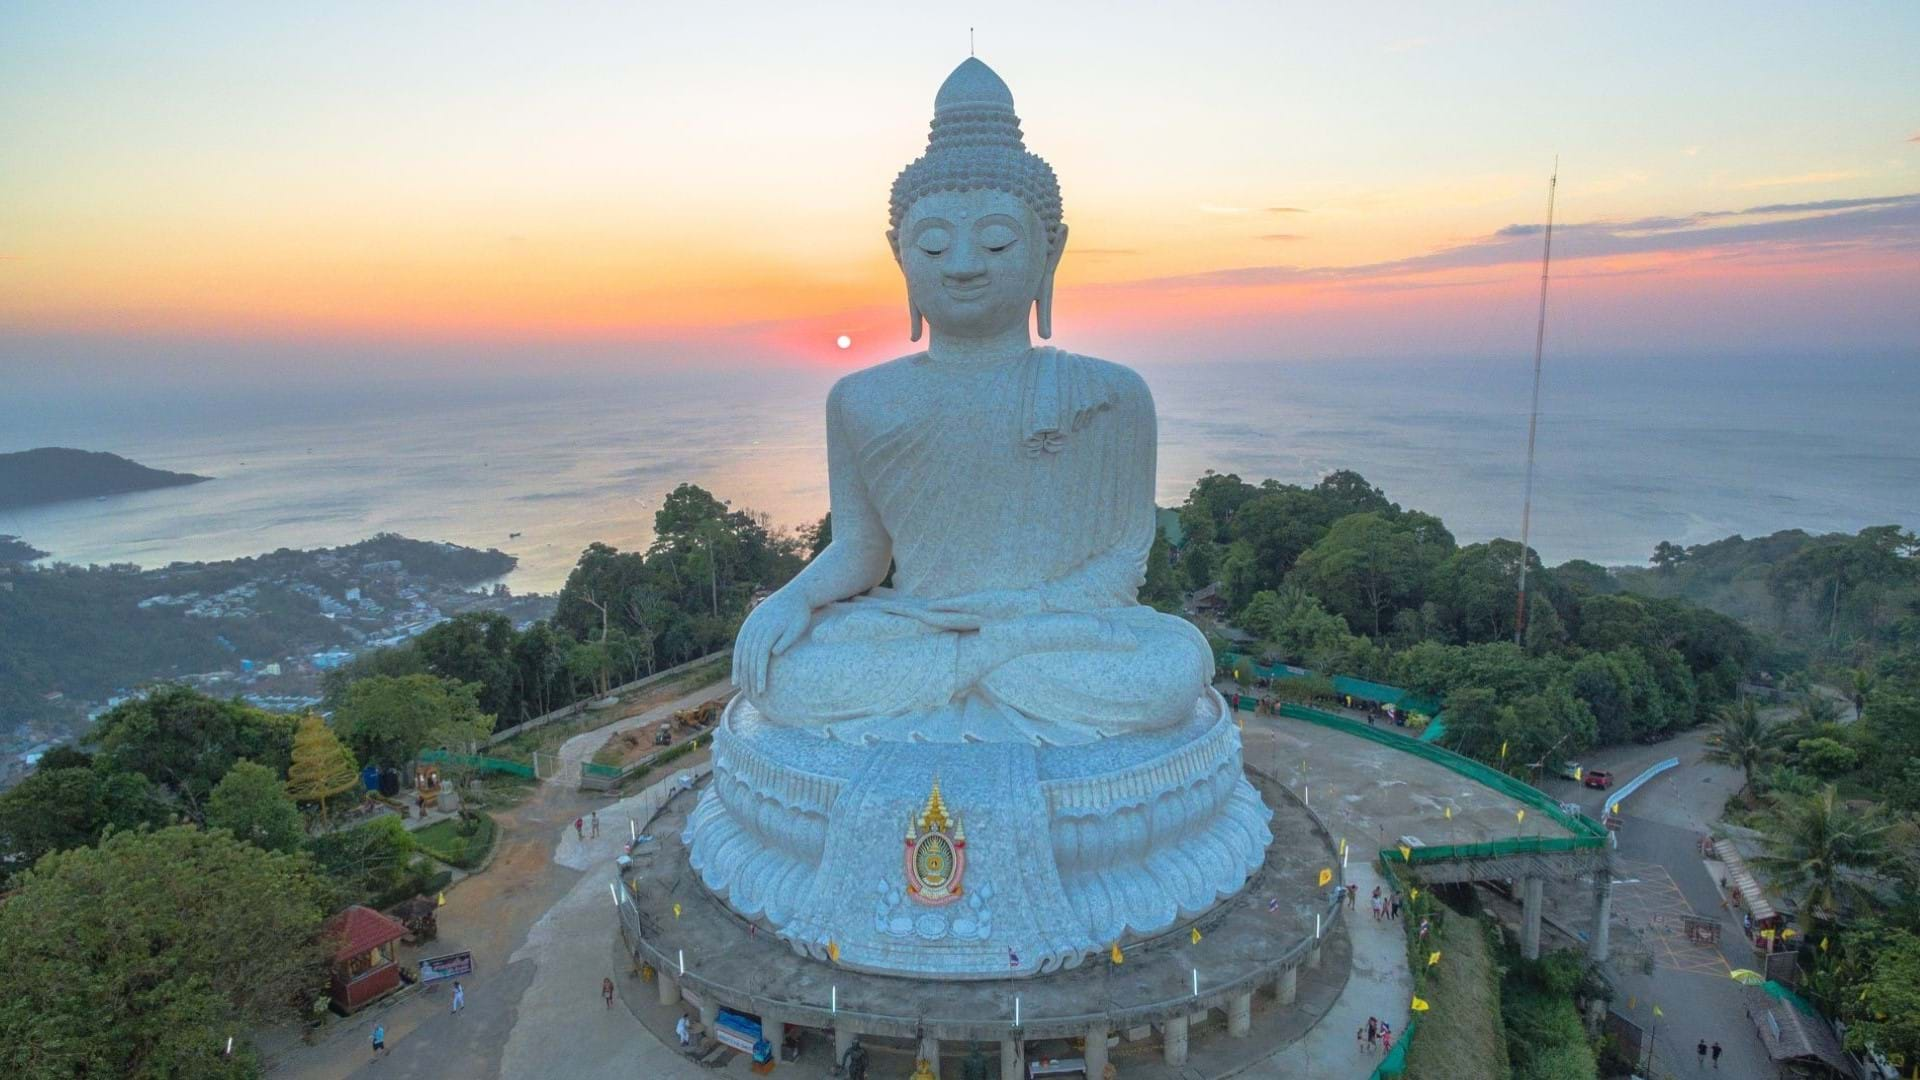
[897,188,1050,340]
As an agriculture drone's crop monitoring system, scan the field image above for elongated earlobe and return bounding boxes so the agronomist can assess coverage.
[910,299,924,342]
[1035,223,1069,340]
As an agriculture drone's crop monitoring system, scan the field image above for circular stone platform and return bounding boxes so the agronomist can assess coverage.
[618,769,1346,1045]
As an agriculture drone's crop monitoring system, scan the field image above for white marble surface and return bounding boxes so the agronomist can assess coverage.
[693,57,1272,977]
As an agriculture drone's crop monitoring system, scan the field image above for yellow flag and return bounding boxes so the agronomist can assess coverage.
[1428,950,1441,966]
[1190,926,1202,945]
[1653,1005,1663,1018]
[1339,837,1349,856]
[1610,802,1620,816]
[1409,887,1419,901]
[1398,843,1413,862]
[1410,996,1430,1012]
[1820,936,1829,952]
[437,891,446,907]
[1110,942,1124,965]
[1318,867,1333,887]
[672,902,682,919]
[1500,741,1509,759]
[1574,766,1583,781]
[1627,996,1636,1010]
[1444,805,1453,820]
[827,940,840,963]
[1516,809,1526,825]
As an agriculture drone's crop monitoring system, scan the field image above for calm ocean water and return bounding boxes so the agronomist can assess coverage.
[4,356,1915,594]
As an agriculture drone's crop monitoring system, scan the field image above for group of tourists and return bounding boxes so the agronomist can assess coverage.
[1356,1015,1395,1055]
[1369,884,1403,921]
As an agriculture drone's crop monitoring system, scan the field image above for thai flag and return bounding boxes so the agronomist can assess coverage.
[1268,897,1280,913]
[1008,949,1020,969]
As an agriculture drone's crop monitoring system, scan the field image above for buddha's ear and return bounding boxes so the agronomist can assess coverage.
[891,229,924,342]
[1035,223,1069,340]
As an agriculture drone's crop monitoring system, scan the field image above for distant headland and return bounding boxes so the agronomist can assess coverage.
[0,535,48,563]
[0,447,212,510]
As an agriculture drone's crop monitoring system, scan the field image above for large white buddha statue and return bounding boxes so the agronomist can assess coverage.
[688,59,1270,979]
[732,57,1211,745]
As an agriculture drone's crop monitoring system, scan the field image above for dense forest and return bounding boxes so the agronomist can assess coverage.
[1153,469,1760,771]
[0,446,210,509]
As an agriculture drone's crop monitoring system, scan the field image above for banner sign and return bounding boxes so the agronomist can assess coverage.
[418,951,474,983]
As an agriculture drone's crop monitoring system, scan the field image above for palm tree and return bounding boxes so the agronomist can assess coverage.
[1795,690,1845,728]
[1703,698,1786,802]
[1847,668,1875,721]
[1751,785,1890,928]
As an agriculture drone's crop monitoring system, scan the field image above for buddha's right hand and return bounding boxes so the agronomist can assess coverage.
[734,590,813,695]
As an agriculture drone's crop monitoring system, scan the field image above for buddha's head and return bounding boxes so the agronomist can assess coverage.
[889,59,1069,343]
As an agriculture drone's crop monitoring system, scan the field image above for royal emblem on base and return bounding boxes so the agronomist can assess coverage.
[905,778,966,905]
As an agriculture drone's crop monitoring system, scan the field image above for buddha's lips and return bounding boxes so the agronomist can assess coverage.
[944,282,991,300]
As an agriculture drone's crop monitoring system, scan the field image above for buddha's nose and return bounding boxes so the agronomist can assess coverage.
[944,243,987,279]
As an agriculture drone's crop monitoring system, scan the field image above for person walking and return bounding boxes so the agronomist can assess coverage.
[574,817,584,841]
[602,976,615,1010]
[1347,882,1358,910]
[1697,1039,1707,1068]
[372,1024,387,1058]
[1366,1016,1378,1053]
[1356,1024,1367,1054]
[451,981,465,1014]
[676,1013,692,1047]
[1710,1041,1722,1069]
[590,810,600,838]
[1380,1021,1393,1055]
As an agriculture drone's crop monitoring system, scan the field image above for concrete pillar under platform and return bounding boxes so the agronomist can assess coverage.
[1001,1038,1023,1080]
[917,1034,940,1076]
[1589,868,1615,964]
[657,971,680,1007]
[1084,1024,1109,1078]
[1162,1013,1189,1067]
[699,996,719,1030]
[1522,876,1545,960]
[1308,942,1323,969]
[1228,991,1252,1037]
[834,1026,856,1071]
[1277,964,1298,1005]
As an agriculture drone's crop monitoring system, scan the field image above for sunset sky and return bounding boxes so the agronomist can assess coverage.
[3,1,1917,382]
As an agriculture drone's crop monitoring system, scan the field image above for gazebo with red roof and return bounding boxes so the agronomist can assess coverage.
[325,904,410,1012]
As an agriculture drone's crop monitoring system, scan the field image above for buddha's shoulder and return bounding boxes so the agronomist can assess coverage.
[1055,350,1153,403]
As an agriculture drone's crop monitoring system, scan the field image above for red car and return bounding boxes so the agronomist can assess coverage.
[1583,769,1614,790]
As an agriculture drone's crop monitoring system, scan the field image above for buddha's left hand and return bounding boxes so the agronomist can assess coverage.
[924,588,1044,621]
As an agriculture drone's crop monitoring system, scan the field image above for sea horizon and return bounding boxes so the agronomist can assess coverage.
[4,353,1916,596]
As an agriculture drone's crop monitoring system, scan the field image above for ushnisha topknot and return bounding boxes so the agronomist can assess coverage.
[888,58,1064,255]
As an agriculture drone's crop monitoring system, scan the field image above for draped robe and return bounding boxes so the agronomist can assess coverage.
[749,347,1211,742]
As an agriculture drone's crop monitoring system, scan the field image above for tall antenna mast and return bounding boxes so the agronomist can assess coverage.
[1514,160,1558,645]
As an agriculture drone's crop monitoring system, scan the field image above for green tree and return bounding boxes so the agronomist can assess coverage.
[285,715,360,825]
[412,611,519,719]
[87,686,298,820]
[1290,511,1445,634]
[206,760,305,854]
[1843,929,1920,1070]
[1703,698,1786,802]
[1428,540,1537,644]
[306,814,418,906]
[1650,540,1688,572]
[0,827,330,1079]
[1182,537,1215,591]
[1752,785,1891,926]
[1141,531,1180,610]
[331,674,494,769]
[0,766,168,887]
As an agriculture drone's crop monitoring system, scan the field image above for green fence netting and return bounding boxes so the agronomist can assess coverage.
[417,748,536,779]
[1220,654,1443,717]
